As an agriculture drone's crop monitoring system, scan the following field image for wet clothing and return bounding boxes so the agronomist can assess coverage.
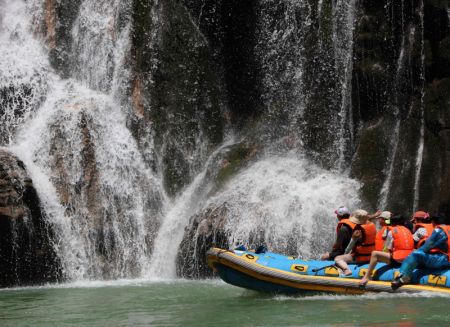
[329,224,352,260]
[399,225,450,278]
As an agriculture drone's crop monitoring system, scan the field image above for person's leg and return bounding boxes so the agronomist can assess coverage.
[334,254,353,275]
[398,250,426,281]
[421,253,449,270]
[392,250,426,289]
[360,251,391,286]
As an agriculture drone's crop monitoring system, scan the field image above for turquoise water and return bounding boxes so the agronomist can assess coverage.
[1,279,449,326]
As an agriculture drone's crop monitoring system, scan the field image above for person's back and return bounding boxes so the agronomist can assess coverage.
[389,223,414,262]
[320,206,351,261]
[359,214,411,287]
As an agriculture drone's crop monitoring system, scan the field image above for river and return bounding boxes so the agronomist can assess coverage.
[1,279,449,326]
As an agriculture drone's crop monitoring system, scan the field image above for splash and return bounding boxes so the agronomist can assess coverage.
[148,140,235,278]
[204,154,361,259]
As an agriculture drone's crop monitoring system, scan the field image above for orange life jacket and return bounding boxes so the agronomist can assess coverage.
[375,226,390,252]
[414,223,434,248]
[390,225,414,261]
[430,225,450,259]
[337,219,376,262]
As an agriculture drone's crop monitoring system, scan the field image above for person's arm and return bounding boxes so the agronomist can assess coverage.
[412,227,428,244]
[344,230,362,254]
[418,228,446,253]
[384,231,393,252]
[329,225,352,260]
[367,210,382,220]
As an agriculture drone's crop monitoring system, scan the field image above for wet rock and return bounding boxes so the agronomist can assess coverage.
[176,204,229,278]
[44,0,83,77]
[0,150,61,287]
[0,80,47,146]
[131,0,225,196]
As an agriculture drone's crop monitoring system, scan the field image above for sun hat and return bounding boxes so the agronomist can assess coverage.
[349,209,368,224]
[379,211,392,219]
[335,206,350,217]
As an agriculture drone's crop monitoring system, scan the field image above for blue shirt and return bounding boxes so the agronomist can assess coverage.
[419,225,449,253]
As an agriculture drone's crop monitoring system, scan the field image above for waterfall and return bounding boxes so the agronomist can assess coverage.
[2,0,165,280]
[0,0,49,145]
[378,17,408,210]
[332,0,356,171]
[4,0,439,284]
[413,0,426,212]
[148,140,235,279]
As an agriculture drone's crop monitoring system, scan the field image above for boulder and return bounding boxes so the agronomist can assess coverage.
[176,204,229,278]
[0,150,61,287]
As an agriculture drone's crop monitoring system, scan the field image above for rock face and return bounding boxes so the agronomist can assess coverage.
[2,0,450,282]
[176,205,229,278]
[0,150,61,287]
[351,0,450,213]
[130,0,226,196]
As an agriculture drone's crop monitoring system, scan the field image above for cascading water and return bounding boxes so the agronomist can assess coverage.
[4,0,438,285]
[0,0,49,145]
[413,0,426,212]
[331,0,356,171]
[254,0,357,168]
[3,0,165,280]
[378,10,410,210]
[148,139,235,278]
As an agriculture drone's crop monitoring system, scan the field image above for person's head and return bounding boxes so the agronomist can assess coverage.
[349,209,368,225]
[390,214,406,226]
[335,206,350,220]
[411,210,430,224]
[378,211,392,226]
[431,212,448,226]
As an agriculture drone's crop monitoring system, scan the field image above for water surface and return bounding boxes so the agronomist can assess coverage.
[1,280,449,326]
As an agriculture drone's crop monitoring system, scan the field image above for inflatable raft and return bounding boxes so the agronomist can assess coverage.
[207,247,450,295]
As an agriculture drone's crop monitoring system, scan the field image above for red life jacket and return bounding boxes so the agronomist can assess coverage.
[337,219,376,262]
[414,223,434,249]
[390,225,414,261]
[375,226,390,252]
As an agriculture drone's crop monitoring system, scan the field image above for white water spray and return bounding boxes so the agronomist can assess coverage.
[204,154,362,259]
[148,140,235,278]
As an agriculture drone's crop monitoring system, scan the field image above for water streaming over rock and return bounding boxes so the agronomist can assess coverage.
[413,0,426,212]
[3,0,165,280]
[0,0,443,285]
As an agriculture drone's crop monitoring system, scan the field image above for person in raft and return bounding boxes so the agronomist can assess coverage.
[320,207,380,261]
[333,209,377,276]
[320,206,351,261]
[373,211,393,250]
[391,212,450,290]
[359,213,414,287]
[411,210,433,248]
